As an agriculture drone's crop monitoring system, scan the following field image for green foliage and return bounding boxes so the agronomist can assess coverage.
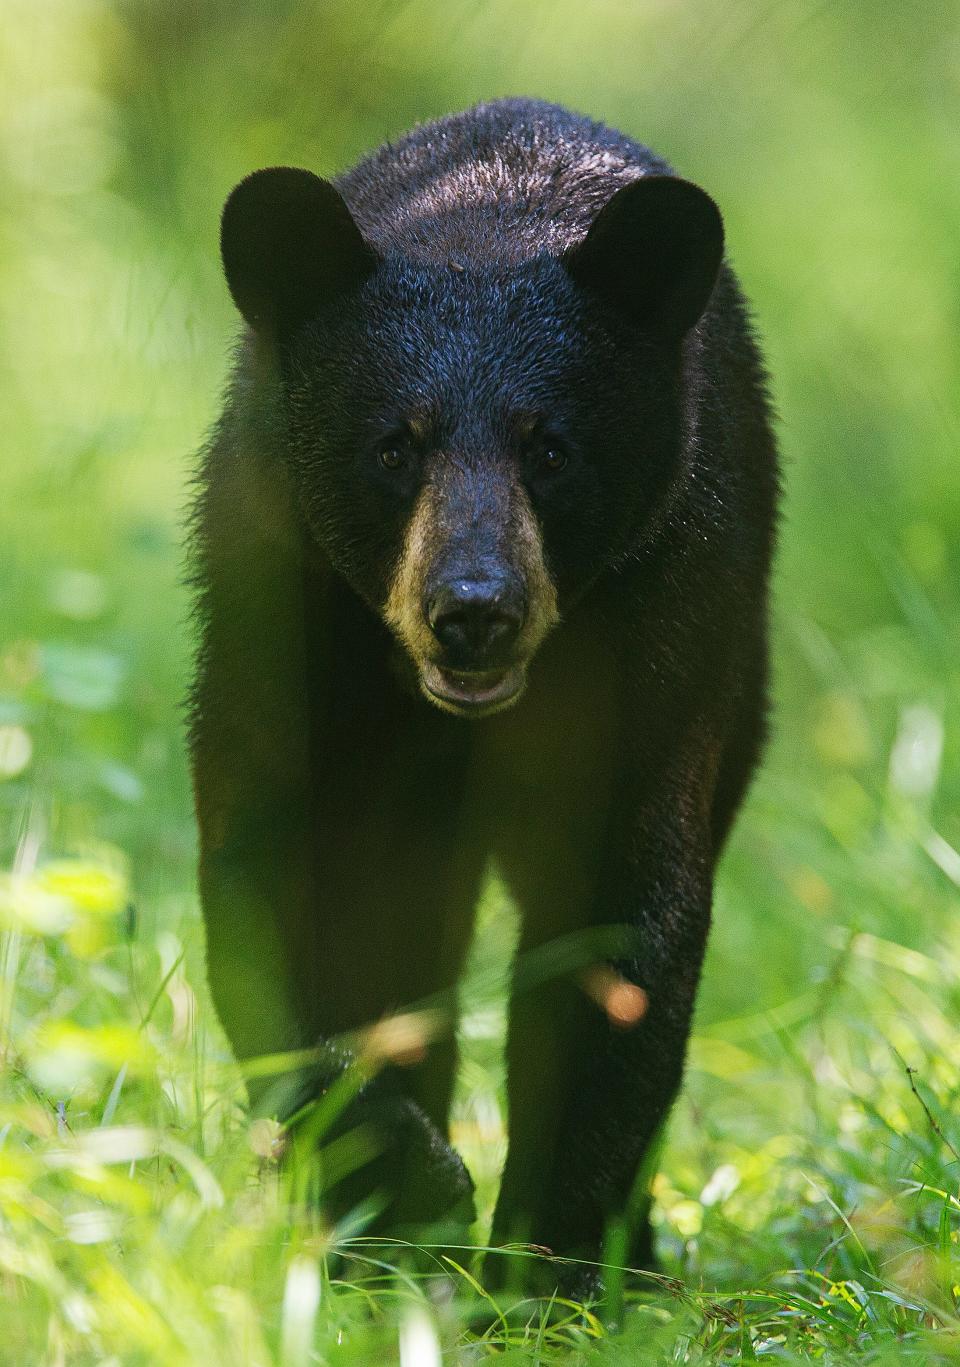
[1,1,959,1360]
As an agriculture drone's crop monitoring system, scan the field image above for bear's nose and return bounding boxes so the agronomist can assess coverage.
[427,577,525,666]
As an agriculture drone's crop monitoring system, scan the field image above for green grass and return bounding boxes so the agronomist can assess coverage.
[2,0,960,1360]
[2,794,960,1362]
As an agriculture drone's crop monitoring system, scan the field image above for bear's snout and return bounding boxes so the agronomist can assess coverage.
[383,473,559,717]
[426,574,526,670]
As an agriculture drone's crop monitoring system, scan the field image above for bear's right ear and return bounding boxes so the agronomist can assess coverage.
[564,175,724,340]
[220,167,376,337]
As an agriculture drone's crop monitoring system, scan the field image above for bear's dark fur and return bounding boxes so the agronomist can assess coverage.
[190,97,778,1298]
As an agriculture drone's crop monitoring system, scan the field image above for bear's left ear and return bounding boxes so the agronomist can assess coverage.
[564,175,724,340]
[220,167,377,337]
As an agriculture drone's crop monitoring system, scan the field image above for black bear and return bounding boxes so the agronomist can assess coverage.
[190,97,778,1297]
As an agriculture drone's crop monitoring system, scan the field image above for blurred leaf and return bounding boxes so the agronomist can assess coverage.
[39,643,125,712]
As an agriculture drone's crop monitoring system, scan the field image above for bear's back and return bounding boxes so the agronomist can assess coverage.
[336,97,672,265]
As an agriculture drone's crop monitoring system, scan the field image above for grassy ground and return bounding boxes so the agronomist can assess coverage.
[1,1,959,1361]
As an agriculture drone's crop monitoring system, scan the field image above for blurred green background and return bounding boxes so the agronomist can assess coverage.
[2,0,957,1004]
[1,2,959,1357]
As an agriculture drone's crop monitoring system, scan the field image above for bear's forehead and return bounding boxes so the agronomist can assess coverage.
[356,362,582,441]
[352,290,594,419]
[361,258,588,354]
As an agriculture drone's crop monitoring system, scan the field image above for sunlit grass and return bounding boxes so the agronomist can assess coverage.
[1,806,958,1361]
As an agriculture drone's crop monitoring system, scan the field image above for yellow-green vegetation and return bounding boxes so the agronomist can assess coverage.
[1,2,959,1361]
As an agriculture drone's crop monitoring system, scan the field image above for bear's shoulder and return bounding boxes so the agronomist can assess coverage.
[336,98,674,265]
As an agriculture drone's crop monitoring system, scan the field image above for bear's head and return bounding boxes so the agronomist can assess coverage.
[219,167,723,716]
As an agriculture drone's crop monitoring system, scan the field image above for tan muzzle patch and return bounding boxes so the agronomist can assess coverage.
[383,478,560,709]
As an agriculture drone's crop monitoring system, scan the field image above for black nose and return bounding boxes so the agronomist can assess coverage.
[427,577,525,666]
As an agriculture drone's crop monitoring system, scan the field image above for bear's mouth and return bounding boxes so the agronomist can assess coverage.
[420,662,525,717]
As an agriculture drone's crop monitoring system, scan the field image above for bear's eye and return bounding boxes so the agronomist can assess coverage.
[541,447,568,474]
[378,445,406,472]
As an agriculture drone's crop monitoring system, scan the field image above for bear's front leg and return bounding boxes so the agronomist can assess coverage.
[197,656,486,1240]
[490,760,716,1303]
